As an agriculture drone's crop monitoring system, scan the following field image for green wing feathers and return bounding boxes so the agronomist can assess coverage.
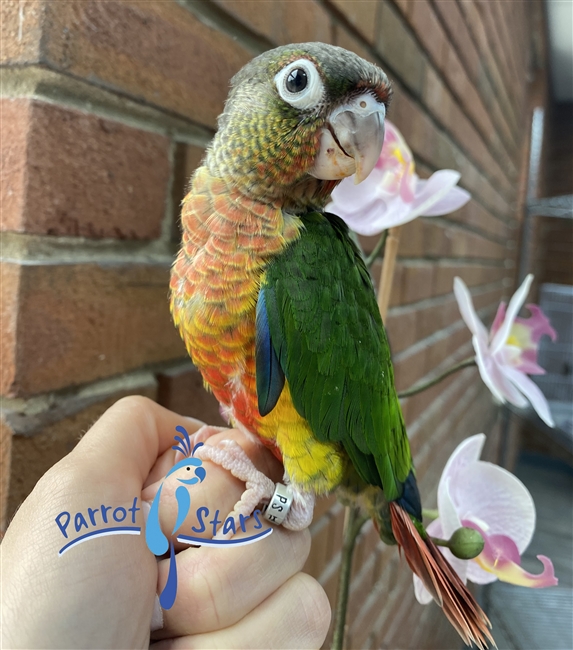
[261,211,411,501]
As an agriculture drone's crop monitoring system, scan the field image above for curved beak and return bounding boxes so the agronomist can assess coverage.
[310,93,386,184]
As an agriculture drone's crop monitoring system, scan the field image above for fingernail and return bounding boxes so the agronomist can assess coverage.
[150,594,164,631]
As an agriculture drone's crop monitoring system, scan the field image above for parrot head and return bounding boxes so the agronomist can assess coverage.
[207,42,391,210]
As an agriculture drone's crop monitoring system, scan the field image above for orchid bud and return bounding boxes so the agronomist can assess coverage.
[448,527,485,560]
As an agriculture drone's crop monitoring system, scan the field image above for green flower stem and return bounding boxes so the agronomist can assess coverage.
[331,506,369,650]
[365,230,389,269]
[397,357,477,399]
[422,508,439,521]
[430,536,450,547]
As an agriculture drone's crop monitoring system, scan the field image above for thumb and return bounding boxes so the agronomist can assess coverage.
[63,396,207,496]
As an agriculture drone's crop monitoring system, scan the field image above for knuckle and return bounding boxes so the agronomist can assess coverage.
[290,573,332,644]
[110,394,154,417]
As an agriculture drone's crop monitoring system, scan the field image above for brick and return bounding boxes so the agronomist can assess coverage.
[1,99,30,234]
[2,262,185,397]
[0,0,43,64]
[331,0,379,43]
[423,65,453,127]
[432,261,506,297]
[352,521,379,574]
[5,379,157,524]
[326,503,345,560]
[40,0,252,128]
[424,324,469,375]
[1,99,171,239]
[391,91,439,164]
[393,344,427,393]
[156,364,226,426]
[434,0,479,78]
[408,0,447,72]
[319,558,340,609]
[398,262,436,305]
[213,0,275,39]
[0,264,20,397]
[313,493,337,521]
[397,218,425,258]
[376,2,425,96]
[385,307,417,355]
[334,26,373,64]
[0,418,13,532]
[276,0,333,46]
[171,143,207,241]
[303,514,331,579]
[387,293,464,357]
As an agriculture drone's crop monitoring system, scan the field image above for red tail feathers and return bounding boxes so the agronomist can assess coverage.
[389,502,495,649]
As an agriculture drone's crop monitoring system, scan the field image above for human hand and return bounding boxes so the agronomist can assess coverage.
[1,396,331,649]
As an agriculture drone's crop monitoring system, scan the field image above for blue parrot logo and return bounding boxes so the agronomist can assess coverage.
[145,426,205,609]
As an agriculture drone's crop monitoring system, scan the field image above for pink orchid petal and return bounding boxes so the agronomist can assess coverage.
[491,274,533,355]
[453,463,535,552]
[475,335,529,406]
[412,171,470,217]
[360,196,414,233]
[327,167,383,215]
[399,165,416,203]
[472,528,558,588]
[515,352,546,376]
[413,574,434,604]
[466,560,498,585]
[476,553,558,588]
[485,533,522,564]
[331,197,391,235]
[329,119,472,237]
[454,277,489,342]
[439,434,485,491]
[438,477,463,538]
[501,366,555,427]
[515,304,557,344]
[474,335,516,404]
[490,303,507,339]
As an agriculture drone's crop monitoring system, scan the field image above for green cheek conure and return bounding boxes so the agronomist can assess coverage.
[170,42,492,648]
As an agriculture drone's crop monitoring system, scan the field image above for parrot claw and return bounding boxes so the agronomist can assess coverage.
[194,440,275,540]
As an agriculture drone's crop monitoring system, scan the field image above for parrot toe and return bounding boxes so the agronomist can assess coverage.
[194,440,275,539]
[281,486,315,531]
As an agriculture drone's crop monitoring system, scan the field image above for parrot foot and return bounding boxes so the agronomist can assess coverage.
[194,440,275,540]
[281,485,315,531]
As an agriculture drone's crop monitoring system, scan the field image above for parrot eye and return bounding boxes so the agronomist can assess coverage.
[275,59,324,110]
[286,68,307,93]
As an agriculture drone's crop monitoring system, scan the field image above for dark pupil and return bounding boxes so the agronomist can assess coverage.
[286,68,308,93]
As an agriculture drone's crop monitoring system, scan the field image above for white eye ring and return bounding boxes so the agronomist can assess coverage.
[274,59,324,110]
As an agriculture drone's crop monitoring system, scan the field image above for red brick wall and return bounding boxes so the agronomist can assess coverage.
[1,1,545,647]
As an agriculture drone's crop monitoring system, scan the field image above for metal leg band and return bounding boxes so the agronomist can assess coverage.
[263,483,294,526]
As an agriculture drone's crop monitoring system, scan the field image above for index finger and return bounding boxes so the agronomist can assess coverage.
[64,396,206,493]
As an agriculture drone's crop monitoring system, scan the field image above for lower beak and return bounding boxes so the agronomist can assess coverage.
[310,93,386,184]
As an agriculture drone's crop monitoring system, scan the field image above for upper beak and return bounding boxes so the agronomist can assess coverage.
[309,92,386,184]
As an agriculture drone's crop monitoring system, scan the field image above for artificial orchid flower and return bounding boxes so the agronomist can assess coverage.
[414,434,558,605]
[454,274,557,427]
[327,120,471,235]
